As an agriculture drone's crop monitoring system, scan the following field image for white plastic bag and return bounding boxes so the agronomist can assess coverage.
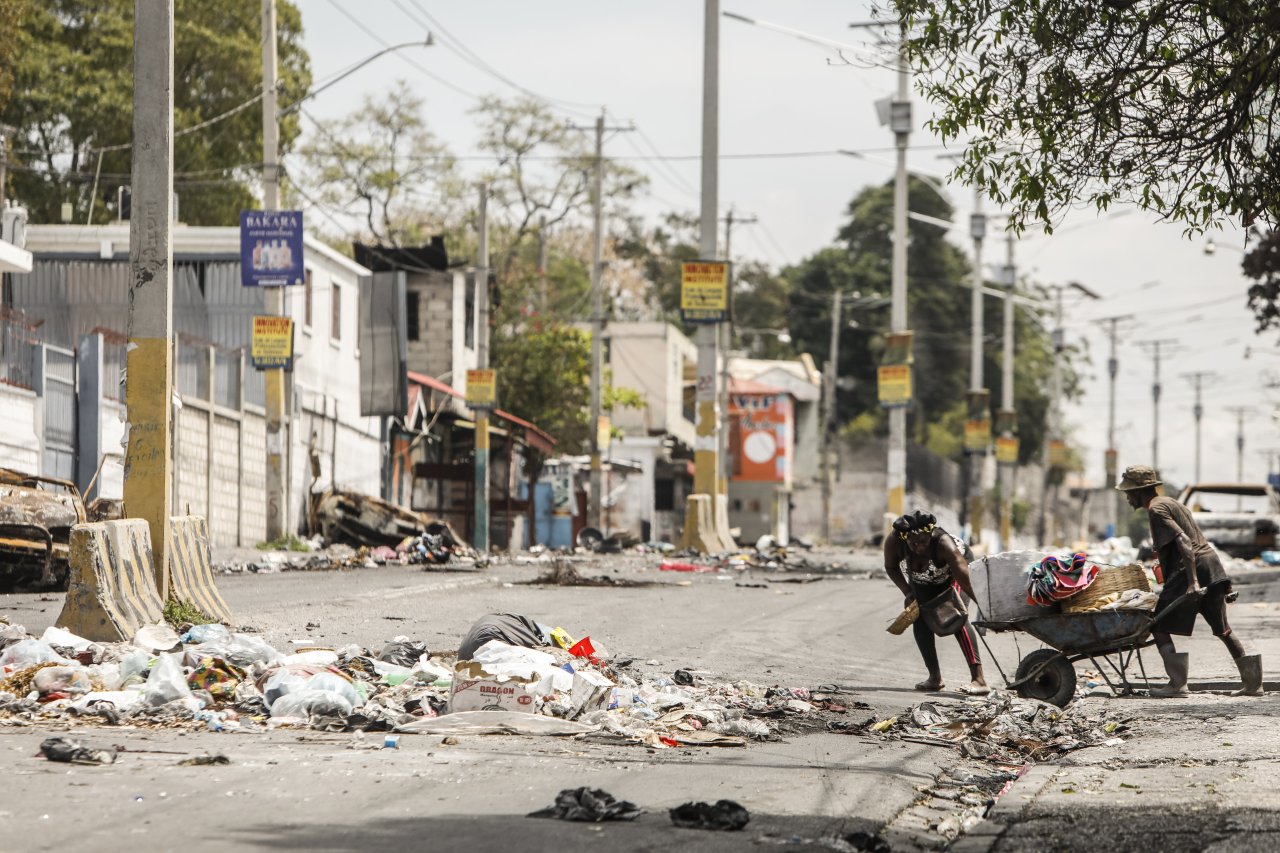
[269,689,354,720]
[184,623,231,644]
[142,653,192,706]
[0,639,72,670]
[118,650,152,688]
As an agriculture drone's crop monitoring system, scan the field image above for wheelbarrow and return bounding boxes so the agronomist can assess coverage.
[972,592,1201,707]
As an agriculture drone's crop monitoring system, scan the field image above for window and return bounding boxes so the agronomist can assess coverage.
[303,269,313,328]
[406,289,420,342]
[655,479,675,512]
[331,281,341,341]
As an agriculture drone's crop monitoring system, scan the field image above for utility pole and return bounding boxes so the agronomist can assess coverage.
[261,0,288,541]
[719,208,756,488]
[997,234,1016,549]
[0,133,7,213]
[966,189,987,544]
[1226,407,1253,506]
[1137,339,1179,473]
[473,184,490,551]
[1183,371,1216,483]
[1099,314,1133,535]
[125,0,175,591]
[820,290,843,542]
[886,20,911,521]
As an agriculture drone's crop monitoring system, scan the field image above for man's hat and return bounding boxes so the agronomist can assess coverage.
[1116,465,1162,491]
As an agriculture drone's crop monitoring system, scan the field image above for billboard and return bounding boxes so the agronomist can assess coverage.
[466,369,497,410]
[250,315,294,370]
[240,210,305,287]
[679,260,729,323]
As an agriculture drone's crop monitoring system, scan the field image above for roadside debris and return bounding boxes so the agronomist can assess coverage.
[528,787,644,822]
[524,559,656,588]
[669,799,750,831]
[38,736,116,765]
[177,754,230,766]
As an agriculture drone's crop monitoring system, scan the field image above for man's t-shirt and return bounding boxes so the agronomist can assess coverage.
[1148,495,1227,588]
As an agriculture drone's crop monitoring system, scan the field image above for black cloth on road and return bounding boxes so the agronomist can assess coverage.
[669,799,751,831]
[457,613,548,660]
[527,787,643,822]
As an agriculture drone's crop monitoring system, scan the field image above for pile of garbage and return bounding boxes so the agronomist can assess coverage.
[0,620,845,748]
[858,694,1132,767]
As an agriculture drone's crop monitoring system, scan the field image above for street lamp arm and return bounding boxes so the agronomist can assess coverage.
[279,38,435,116]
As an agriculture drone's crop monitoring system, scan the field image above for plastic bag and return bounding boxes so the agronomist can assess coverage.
[142,653,192,706]
[183,623,231,645]
[377,639,428,668]
[282,649,339,667]
[304,672,360,708]
[133,623,182,654]
[187,634,280,668]
[39,626,96,652]
[0,639,72,670]
[269,689,354,720]
[33,666,93,696]
[118,650,152,688]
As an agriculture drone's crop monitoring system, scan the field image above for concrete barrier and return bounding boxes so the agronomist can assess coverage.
[167,515,234,625]
[56,519,165,642]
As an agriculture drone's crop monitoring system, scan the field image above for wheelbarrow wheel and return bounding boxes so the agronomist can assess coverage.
[1014,649,1076,707]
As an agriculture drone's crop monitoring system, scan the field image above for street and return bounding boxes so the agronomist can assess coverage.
[1,553,1279,851]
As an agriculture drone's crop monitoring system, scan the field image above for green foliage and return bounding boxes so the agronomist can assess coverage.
[163,597,214,629]
[1243,229,1280,332]
[4,0,311,226]
[256,534,310,552]
[897,0,1280,233]
[0,0,28,118]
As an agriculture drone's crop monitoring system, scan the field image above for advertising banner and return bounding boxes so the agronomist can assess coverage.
[964,418,992,454]
[240,210,305,287]
[679,260,730,323]
[251,315,294,370]
[995,436,1020,464]
[877,364,912,408]
[466,369,497,410]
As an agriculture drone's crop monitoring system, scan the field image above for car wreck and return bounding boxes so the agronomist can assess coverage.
[1178,483,1280,559]
[0,468,88,591]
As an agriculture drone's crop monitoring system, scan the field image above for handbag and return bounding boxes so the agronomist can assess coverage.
[919,585,968,636]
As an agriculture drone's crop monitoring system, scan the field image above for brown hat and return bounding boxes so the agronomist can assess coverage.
[1116,465,1162,491]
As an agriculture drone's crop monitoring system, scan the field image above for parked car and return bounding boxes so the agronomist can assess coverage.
[0,468,87,591]
[1177,483,1280,559]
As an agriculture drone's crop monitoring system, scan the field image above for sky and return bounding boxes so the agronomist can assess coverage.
[294,0,1278,490]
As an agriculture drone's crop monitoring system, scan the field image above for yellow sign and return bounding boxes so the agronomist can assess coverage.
[964,418,991,454]
[1048,439,1070,469]
[596,416,611,453]
[877,364,912,408]
[466,369,497,409]
[680,260,730,323]
[995,436,1019,464]
[251,315,294,370]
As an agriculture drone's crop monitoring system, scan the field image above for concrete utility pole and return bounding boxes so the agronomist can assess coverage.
[1184,371,1216,483]
[997,234,1016,549]
[820,290,843,543]
[719,208,756,486]
[261,0,288,542]
[1099,314,1133,534]
[1226,407,1253,504]
[966,189,987,543]
[474,184,490,551]
[125,0,175,591]
[886,21,911,521]
[588,111,606,533]
[1137,339,1178,473]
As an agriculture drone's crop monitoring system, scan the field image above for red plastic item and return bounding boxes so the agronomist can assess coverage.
[1153,560,1164,584]
[659,560,717,573]
[568,637,596,659]
[659,736,679,747]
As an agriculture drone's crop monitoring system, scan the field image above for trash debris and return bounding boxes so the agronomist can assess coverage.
[669,799,750,831]
[843,830,892,853]
[528,787,644,822]
[39,737,117,765]
[377,639,429,668]
[177,754,231,766]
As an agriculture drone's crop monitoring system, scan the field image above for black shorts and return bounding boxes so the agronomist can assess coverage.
[1156,579,1231,637]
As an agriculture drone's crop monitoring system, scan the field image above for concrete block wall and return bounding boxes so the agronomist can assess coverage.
[176,405,210,521]
[0,384,40,474]
[210,413,242,546]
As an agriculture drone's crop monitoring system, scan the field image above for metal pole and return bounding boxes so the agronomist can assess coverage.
[886,24,910,519]
[1099,314,1132,534]
[261,0,288,541]
[474,184,490,551]
[0,134,7,213]
[1038,285,1065,545]
[821,290,842,543]
[998,234,1015,549]
[686,0,728,552]
[1225,407,1251,508]
[720,209,755,491]
[1184,371,1214,483]
[125,0,175,592]
[967,190,987,543]
[588,112,605,532]
[1137,339,1178,473]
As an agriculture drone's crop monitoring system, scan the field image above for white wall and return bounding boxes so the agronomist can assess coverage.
[0,384,39,474]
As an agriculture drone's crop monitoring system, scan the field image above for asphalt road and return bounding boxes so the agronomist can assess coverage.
[5,551,1280,852]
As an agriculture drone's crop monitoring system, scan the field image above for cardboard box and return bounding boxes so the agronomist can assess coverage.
[449,661,537,713]
[570,669,614,714]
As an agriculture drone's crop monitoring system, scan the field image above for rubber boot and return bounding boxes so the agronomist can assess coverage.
[1152,652,1190,698]
[1232,654,1263,696]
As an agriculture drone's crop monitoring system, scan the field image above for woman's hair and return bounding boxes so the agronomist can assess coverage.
[893,509,937,540]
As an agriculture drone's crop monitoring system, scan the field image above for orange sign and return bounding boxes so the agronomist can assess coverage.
[730,392,792,483]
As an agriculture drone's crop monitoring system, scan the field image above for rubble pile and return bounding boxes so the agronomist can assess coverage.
[0,621,843,749]
[858,694,1133,766]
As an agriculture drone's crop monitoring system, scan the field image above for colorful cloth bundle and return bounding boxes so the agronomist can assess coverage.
[1026,552,1098,607]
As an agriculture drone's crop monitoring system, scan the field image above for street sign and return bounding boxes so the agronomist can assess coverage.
[250,315,294,370]
[679,260,729,323]
[964,418,991,454]
[877,364,912,408]
[240,210,305,287]
[995,436,1019,464]
[466,369,497,410]
[1048,439,1070,469]
[597,415,612,453]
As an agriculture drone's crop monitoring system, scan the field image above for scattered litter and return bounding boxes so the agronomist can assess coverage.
[39,737,116,765]
[528,787,643,822]
[177,754,230,766]
[669,799,750,831]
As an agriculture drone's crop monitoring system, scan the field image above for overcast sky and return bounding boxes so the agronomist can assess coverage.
[296,0,1276,489]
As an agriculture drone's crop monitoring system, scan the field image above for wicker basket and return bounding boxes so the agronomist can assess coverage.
[887,600,920,635]
[1062,563,1151,613]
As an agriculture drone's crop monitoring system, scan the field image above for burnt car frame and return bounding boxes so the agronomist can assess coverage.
[0,468,87,591]
[1177,483,1280,560]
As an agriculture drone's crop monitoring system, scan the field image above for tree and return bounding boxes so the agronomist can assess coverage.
[0,0,28,119]
[3,0,311,226]
[1244,229,1280,332]
[896,0,1280,233]
[297,81,460,248]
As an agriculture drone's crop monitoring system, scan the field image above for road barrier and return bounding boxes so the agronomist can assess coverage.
[167,515,234,625]
[56,519,165,642]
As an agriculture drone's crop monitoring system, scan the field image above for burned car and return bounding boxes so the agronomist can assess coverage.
[0,468,87,591]
[1177,483,1280,560]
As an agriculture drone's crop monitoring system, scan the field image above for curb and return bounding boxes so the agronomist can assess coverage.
[949,763,1061,853]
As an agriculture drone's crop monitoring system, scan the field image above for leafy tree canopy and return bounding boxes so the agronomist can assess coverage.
[896,0,1280,234]
[4,0,310,226]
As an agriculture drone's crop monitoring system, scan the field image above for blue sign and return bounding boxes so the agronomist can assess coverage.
[240,210,305,287]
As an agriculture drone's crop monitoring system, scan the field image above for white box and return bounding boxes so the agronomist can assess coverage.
[449,661,537,713]
[570,669,614,714]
